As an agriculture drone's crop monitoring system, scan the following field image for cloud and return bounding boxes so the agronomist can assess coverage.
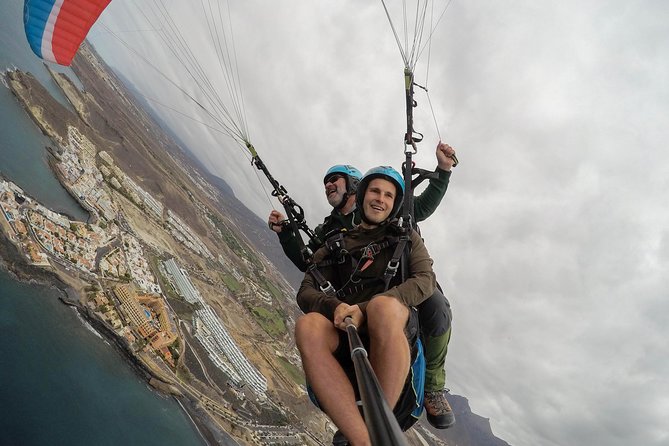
[89,1,669,445]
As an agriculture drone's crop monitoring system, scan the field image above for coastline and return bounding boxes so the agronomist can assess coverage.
[0,228,235,446]
[2,62,326,445]
[45,150,97,224]
[1,68,251,445]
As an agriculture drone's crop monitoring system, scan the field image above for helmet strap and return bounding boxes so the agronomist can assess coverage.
[360,210,376,225]
[334,192,348,210]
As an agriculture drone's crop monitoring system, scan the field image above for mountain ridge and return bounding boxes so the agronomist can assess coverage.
[60,40,511,446]
[110,47,511,446]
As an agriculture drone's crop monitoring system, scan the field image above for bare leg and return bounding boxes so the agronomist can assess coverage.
[296,313,371,446]
[366,296,411,408]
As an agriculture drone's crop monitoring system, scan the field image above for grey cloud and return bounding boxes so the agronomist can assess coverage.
[89,1,669,445]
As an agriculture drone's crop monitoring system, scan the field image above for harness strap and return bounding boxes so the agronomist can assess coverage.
[307,263,337,297]
[323,232,348,264]
[316,237,399,269]
[336,278,384,299]
[383,229,412,291]
[309,229,408,299]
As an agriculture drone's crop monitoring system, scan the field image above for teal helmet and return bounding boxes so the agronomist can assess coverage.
[356,166,405,221]
[324,165,362,209]
[324,165,362,194]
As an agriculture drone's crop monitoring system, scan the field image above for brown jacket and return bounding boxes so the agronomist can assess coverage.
[297,224,436,321]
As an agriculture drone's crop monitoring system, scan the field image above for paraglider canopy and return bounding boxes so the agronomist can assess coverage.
[23,0,111,66]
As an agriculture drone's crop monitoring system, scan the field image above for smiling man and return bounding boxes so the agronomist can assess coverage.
[268,142,455,273]
[295,167,436,445]
[269,142,458,431]
[360,177,395,223]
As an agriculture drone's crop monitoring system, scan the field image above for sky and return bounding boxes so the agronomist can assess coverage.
[83,1,669,445]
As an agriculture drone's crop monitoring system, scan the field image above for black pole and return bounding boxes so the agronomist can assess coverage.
[249,145,320,261]
[399,69,417,284]
[402,68,417,226]
[344,318,409,446]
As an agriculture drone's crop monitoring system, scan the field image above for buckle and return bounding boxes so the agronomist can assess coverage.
[319,281,336,295]
[385,260,400,276]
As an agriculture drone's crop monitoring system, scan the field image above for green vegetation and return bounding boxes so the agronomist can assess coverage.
[208,212,260,264]
[277,356,305,386]
[249,306,287,338]
[133,338,148,351]
[161,278,180,302]
[148,253,196,319]
[221,273,241,293]
[260,278,283,301]
[208,212,244,254]
[168,343,181,362]
[149,254,173,294]
[242,246,260,265]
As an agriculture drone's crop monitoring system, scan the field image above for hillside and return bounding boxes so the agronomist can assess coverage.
[70,41,511,446]
[431,395,511,446]
[5,37,510,445]
[113,71,304,288]
[113,66,513,446]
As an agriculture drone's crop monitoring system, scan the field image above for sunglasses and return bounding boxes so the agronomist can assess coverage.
[324,174,344,185]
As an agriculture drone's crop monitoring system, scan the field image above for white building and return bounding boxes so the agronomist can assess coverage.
[162,258,268,398]
[163,258,202,304]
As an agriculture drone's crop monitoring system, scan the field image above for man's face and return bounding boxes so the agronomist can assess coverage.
[362,178,396,224]
[324,174,347,208]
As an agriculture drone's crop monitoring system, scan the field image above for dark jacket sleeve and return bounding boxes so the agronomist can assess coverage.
[296,247,343,320]
[413,168,451,222]
[379,230,436,307]
[276,220,329,272]
[278,229,309,272]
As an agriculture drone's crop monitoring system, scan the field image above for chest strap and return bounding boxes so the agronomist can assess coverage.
[307,263,337,296]
[382,228,411,291]
[335,277,384,299]
[317,235,399,269]
[308,231,409,298]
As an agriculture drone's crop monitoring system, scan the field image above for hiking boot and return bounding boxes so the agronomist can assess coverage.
[424,390,455,429]
[332,430,349,446]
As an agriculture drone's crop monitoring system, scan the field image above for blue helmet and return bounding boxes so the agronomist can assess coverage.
[324,164,363,196]
[356,166,405,221]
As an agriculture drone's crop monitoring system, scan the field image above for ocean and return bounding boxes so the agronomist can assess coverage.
[0,0,210,444]
[0,269,206,446]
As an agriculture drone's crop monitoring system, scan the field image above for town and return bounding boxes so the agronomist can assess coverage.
[0,120,320,445]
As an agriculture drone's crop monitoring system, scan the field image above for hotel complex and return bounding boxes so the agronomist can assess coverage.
[163,258,268,399]
[113,284,178,365]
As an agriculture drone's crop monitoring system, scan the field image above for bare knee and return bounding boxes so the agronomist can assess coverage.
[295,313,339,355]
[366,296,409,335]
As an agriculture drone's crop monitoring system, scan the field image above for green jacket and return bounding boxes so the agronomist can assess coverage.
[296,224,436,320]
[278,168,451,271]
